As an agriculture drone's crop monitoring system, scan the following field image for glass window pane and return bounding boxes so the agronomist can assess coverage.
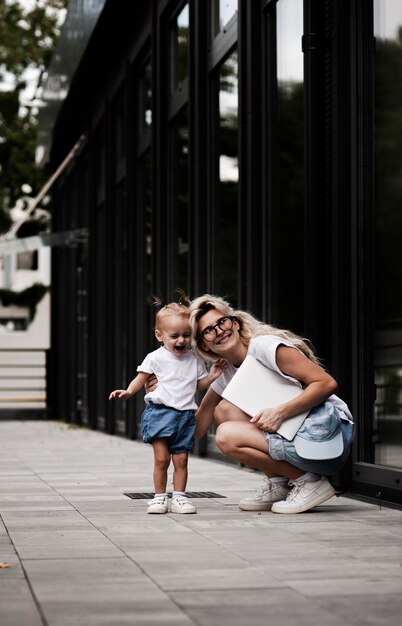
[16,251,38,270]
[114,91,126,175]
[211,0,238,40]
[95,134,105,204]
[138,60,152,133]
[173,106,189,292]
[171,3,189,92]
[216,50,238,305]
[373,0,402,469]
[273,0,305,334]
[139,148,154,350]
[94,201,106,430]
[112,183,128,434]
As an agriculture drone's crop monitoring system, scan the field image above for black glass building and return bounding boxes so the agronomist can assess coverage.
[47,0,402,506]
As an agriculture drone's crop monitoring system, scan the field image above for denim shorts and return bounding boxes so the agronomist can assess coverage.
[265,417,354,475]
[141,402,196,454]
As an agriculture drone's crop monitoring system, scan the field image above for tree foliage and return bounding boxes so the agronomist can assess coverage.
[0,282,48,320]
[0,0,67,233]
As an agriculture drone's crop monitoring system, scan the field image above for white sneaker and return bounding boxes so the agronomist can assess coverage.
[271,476,336,514]
[239,477,291,511]
[147,495,169,514]
[170,495,197,514]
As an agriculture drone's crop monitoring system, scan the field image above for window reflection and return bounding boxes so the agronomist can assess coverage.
[211,0,238,39]
[273,0,304,334]
[115,93,126,163]
[373,0,402,469]
[171,3,189,92]
[113,183,127,434]
[17,251,38,270]
[139,60,152,133]
[95,135,105,204]
[140,148,154,350]
[136,57,153,349]
[173,106,189,292]
[94,200,106,431]
[216,50,238,305]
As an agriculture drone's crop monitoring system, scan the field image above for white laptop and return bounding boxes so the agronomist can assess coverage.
[221,355,309,441]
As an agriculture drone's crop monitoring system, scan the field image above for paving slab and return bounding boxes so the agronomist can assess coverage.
[0,420,402,626]
[171,588,350,626]
[314,594,402,626]
[0,581,43,626]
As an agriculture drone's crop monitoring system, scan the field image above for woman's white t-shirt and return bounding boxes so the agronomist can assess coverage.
[138,347,208,411]
[210,335,353,423]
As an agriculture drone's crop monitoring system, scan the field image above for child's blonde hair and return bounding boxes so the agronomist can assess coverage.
[153,289,191,328]
[189,294,320,365]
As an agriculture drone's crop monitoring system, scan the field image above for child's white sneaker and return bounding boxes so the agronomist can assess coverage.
[147,495,169,514]
[170,495,197,514]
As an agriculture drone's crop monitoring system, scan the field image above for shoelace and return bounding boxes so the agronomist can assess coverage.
[285,481,304,502]
[258,478,288,496]
[256,478,272,496]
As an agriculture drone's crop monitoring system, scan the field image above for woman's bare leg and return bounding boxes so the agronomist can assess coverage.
[214,399,250,426]
[215,421,304,480]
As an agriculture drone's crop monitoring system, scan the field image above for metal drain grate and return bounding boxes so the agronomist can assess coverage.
[125,491,226,500]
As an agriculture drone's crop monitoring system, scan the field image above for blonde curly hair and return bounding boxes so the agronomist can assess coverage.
[189,294,320,365]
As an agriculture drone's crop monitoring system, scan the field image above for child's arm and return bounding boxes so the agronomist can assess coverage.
[196,359,227,391]
[109,371,150,400]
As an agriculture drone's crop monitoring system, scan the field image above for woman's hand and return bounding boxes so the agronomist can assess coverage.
[250,407,285,432]
[144,373,158,393]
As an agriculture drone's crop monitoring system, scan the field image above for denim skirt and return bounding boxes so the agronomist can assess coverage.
[264,416,354,475]
[141,402,196,454]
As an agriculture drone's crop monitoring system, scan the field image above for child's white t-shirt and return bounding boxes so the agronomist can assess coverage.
[211,335,353,423]
[138,347,208,411]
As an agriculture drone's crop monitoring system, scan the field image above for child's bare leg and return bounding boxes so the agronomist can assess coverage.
[171,452,189,492]
[151,439,171,493]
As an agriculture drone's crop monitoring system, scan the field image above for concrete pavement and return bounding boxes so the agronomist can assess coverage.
[0,420,401,626]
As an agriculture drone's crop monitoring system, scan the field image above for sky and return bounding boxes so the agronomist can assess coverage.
[374,0,402,39]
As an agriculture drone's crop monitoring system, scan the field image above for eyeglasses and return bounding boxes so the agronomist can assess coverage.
[198,316,234,342]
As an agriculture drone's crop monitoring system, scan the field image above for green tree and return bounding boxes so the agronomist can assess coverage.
[0,0,67,233]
